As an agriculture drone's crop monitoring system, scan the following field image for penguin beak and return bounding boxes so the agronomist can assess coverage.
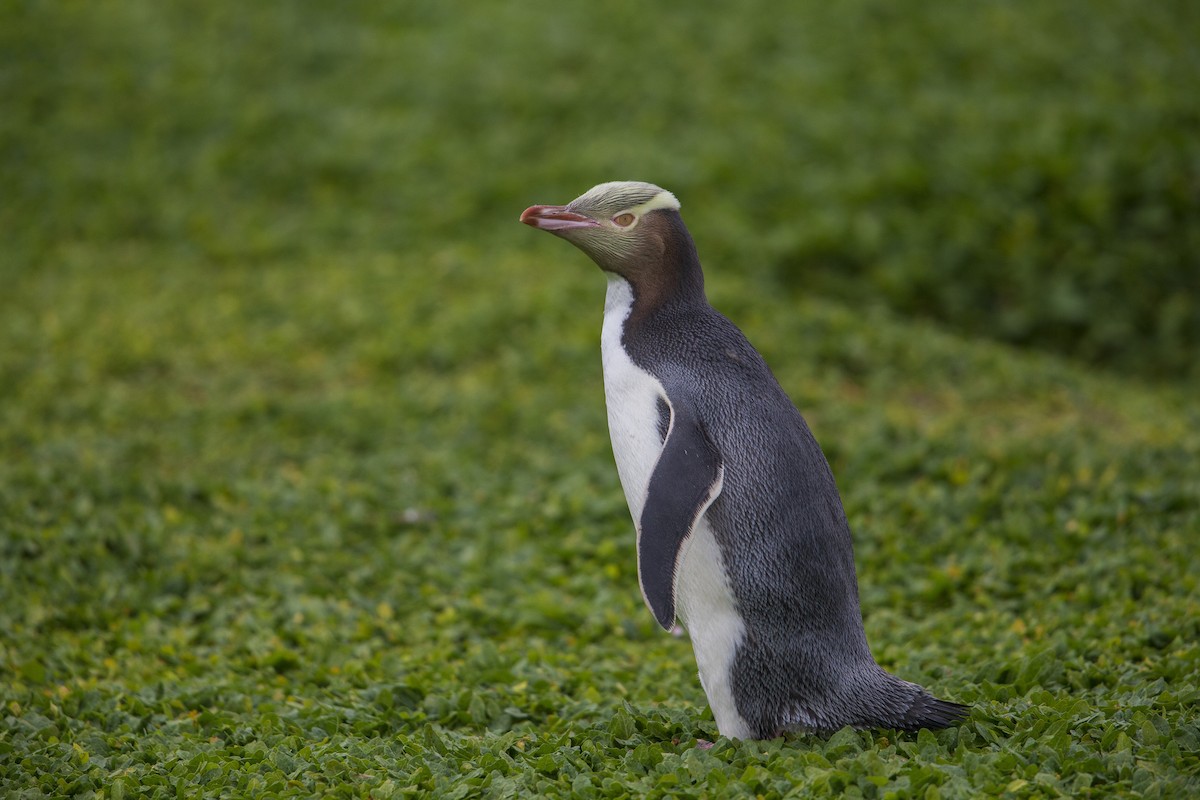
[520,205,601,232]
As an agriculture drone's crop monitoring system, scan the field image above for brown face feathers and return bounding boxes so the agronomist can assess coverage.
[522,181,704,316]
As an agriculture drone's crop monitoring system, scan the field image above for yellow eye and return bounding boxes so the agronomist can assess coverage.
[613,213,636,227]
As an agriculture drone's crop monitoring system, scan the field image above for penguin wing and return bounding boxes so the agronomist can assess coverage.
[636,396,724,630]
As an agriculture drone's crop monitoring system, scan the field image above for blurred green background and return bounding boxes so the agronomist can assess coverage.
[4,0,1197,379]
[2,1,1199,796]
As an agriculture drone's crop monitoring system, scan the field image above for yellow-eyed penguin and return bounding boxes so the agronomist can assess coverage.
[520,181,967,739]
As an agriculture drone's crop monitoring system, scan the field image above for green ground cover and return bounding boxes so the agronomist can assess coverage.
[2,1,1198,797]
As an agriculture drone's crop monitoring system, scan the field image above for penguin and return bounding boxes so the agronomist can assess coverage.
[520,181,967,740]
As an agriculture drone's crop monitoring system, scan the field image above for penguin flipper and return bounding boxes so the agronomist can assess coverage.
[636,400,724,630]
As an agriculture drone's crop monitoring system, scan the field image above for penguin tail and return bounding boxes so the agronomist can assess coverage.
[897,692,969,731]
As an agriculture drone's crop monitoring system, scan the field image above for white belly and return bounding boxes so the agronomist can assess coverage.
[675,518,753,739]
[600,277,753,740]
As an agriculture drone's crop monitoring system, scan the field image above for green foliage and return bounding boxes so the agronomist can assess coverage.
[3,249,1198,796]
[2,1,1199,797]
[3,0,1197,378]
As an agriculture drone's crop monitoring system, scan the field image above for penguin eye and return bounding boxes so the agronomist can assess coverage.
[613,213,636,228]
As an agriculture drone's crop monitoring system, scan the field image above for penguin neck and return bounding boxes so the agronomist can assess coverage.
[617,214,708,326]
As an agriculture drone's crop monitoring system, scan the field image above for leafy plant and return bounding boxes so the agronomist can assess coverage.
[2,2,1198,797]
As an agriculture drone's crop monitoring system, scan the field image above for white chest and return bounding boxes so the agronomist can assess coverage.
[601,278,668,523]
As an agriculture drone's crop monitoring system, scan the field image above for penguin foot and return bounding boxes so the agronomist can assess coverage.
[672,737,716,750]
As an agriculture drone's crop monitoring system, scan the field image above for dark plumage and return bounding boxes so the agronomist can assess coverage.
[521,181,967,739]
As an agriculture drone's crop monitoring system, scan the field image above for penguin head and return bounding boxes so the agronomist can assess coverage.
[520,181,693,281]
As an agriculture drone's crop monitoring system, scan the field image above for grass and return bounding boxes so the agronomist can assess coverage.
[2,1,1198,798]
